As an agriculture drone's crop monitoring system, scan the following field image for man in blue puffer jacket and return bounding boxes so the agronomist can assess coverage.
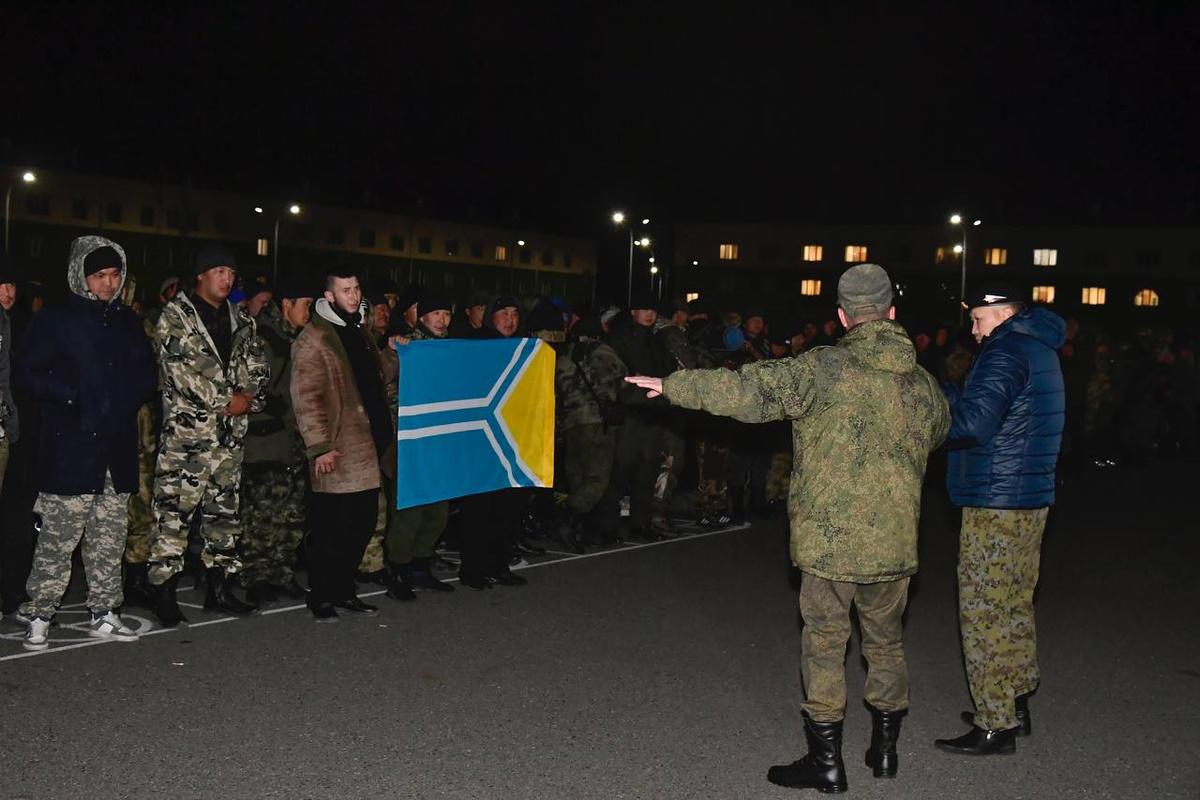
[934,282,1065,757]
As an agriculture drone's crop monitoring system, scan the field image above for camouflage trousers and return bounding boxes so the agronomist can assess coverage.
[357,490,388,574]
[149,439,244,585]
[695,440,730,518]
[124,401,158,565]
[958,506,1048,730]
[238,460,307,587]
[560,423,615,516]
[20,473,129,618]
[799,573,911,722]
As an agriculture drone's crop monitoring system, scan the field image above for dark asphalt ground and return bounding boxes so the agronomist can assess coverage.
[2,459,1198,800]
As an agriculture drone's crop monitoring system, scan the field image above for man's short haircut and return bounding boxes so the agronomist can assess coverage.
[323,267,360,291]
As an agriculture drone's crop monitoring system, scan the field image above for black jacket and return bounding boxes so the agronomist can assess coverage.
[18,236,157,494]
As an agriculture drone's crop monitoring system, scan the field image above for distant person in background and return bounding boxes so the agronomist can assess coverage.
[450,290,489,338]
[0,257,36,620]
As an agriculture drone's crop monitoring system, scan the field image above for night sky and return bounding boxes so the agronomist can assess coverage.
[2,2,1196,235]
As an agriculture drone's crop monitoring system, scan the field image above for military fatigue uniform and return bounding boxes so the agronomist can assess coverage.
[663,320,949,721]
[555,339,626,518]
[124,309,165,565]
[149,293,269,584]
[239,303,307,588]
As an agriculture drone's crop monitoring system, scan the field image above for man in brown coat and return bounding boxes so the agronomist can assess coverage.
[291,268,396,622]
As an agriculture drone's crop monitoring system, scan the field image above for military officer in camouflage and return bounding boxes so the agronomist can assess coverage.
[934,283,1065,757]
[628,264,949,792]
[149,245,270,626]
[238,275,313,605]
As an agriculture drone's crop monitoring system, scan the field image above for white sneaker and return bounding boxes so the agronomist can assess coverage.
[23,617,50,651]
[88,612,139,642]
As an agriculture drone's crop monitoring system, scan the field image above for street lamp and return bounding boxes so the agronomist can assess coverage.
[4,169,38,253]
[272,203,302,284]
[948,213,982,323]
[611,210,652,306]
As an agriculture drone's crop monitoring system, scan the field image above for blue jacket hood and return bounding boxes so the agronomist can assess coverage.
[993,306,1066,351]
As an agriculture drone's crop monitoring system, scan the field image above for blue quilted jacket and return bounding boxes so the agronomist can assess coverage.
[946,307,1066,509]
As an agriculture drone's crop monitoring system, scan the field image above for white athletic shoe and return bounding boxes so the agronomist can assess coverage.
[88,612,139,642]
[23,617,50,651]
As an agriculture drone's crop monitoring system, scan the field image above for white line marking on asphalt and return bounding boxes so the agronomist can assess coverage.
[0,523,750,663]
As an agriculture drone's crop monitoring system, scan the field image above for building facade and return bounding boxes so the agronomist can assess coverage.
[2,168,597,304]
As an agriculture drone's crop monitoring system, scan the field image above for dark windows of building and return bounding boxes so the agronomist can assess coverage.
[417,236,432,254]
[105,201,122,224]
[25,193,50,216]
[445,239,458,257]
[72,197,89,220]
[760,243,781,261]
[890,245,912,264]
[1084,250,1109,269]
[359,228,376,248]
[519,248,532,265]
[167,206,182,229]
[470,241,483,259]
[1135,251,1162,269]
[563,252,573,269]
[389,234,406,251]
[327,226,345,246]
[140,205,156,227]
[542,250,555,267]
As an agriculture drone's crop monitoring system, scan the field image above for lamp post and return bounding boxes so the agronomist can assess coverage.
[612,211,651,306]
[262,203,301,285]
[949,213,982,324]
[508,238,527,292]
[4,170,38,254]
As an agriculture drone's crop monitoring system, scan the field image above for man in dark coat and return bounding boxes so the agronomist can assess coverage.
[934,282,1066,756]
[15,237,157,649]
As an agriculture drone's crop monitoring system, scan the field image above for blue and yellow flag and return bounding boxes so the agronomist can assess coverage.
[394,338,555,509]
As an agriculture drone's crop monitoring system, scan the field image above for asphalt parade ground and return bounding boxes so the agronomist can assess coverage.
[1,461,1198,800]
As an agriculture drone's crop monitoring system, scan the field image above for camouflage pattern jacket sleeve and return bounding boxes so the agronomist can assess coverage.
[662,357,820,424]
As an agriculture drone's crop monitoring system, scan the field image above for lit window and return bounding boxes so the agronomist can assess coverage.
[1031,285,1055,304]
[935,247,947,264]
[494,245,507,261]
[984,248,1008,266]
[801,279,822,296]
[256,238,269,257]
[719,243,739,260]
[1081,287,1106,305]
[1133,289,1160,307]
[685,292,700,303]
[803,245,823,262]
[844,245,868,263]
[1033,248,1058,266]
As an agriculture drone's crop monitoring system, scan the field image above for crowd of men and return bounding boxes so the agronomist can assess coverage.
[0,234,1195,792]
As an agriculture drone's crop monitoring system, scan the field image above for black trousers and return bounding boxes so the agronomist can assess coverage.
[456,488,526,581]
[0,435,40,613]
[307,489,378,606]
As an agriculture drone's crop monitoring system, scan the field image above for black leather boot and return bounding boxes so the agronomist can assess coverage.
[153,575,188,627]
[384,566,417,601]
[553,518,585,554]
[123,562,157,609]
[864,704,906,778]
[934,725,1017,756]
[959,692,1032,737]
[767,712,848,793]
[204,568,259,615]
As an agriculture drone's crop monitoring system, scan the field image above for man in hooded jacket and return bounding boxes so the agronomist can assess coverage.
[16,237,157,649]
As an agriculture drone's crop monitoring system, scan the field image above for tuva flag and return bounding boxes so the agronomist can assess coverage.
[394,338,556,509]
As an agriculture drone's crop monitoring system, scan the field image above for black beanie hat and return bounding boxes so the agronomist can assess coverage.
[274,272,314,301]
[193,244,238,276]
[418,291,453,317]
[628,290,656,311]
[526,305,564,333]
[83,246,122,276]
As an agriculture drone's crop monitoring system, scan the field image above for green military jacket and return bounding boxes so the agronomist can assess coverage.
[157,292,270,450]
[244,302,304,464]
[664,319,949,583]
[556,340,627,430]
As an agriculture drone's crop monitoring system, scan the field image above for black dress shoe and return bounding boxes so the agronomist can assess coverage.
[153,575,188,627]
[934,726,1017,756]
[204,568,259,615]
[458,573,493,591]
[492,569,527,587]
[311,604,339,623]
[334,598,379,615]
[384,569,417,601]
[408,567,455,593]
[959,692,1032,736]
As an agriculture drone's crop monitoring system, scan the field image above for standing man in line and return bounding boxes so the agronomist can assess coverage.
[291,268,396,621]
[628,265,949,792]
[934,284,1065,756]
[0,255,19,496]
[149,245,270,625]
[16,237,156,649]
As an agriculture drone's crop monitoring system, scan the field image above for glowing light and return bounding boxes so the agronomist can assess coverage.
[517,239,526,246]
[611,211,626,224]
[949,213,962,225]
[953,244,964,254]
[288,204,301,215]
[641,218,650,225]
[650,266,659,274]
[254,207,264,214]
[972,219,982,226]
[21,171,37,184]
[638,237,651,247]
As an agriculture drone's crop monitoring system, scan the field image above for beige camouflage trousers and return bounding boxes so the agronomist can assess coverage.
[356,491,387,575]
[124,401,158,564]
[800,573,910,722]
[958,506,1048,730]
[21,473,129,618]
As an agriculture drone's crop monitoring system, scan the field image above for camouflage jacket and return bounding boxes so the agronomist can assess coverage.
[244,302,303,464]
[556,340,627,430]
[156,291,270,451]
[664,319,949,583]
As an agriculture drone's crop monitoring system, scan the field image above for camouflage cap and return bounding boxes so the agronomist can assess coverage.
[837,263,893,316]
